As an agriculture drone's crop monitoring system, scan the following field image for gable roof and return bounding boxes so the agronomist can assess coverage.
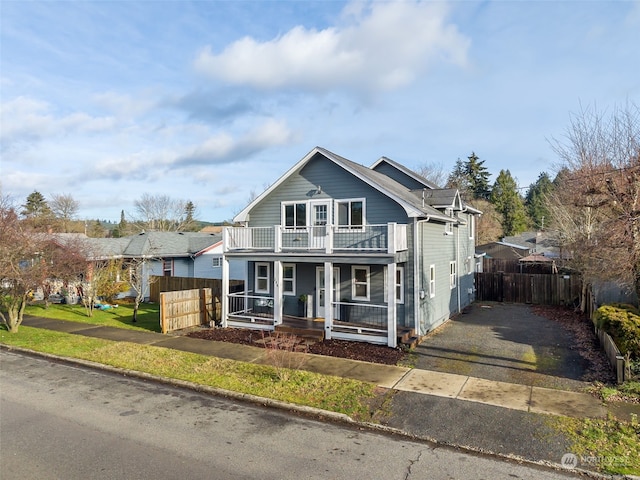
[370,156,440,189]
[121,232,222,257]
[234,146,459,223]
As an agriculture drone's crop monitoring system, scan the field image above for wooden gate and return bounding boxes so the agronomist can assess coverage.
[159,288,213,334]
[475,272,581,306]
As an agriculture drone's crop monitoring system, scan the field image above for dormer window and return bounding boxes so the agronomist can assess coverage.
[445,207,454,235]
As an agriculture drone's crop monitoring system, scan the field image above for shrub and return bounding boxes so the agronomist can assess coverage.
[594,304,640,360]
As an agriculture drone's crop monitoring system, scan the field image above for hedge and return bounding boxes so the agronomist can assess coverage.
[594,304,640,359]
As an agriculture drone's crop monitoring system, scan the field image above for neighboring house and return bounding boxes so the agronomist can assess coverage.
[221,147,481,347]
[53,232,245,301]
[475,241,531,260]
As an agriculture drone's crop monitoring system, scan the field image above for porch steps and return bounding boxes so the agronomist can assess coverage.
[397,327,419,349]
[274,324,325,342]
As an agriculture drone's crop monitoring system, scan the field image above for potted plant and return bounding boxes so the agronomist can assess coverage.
[298,294,308,317]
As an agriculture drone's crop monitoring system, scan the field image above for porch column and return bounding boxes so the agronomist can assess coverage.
[273,260,283,325]
[221,255,229,328]
[387,261,398,348]
[324,261,333,340]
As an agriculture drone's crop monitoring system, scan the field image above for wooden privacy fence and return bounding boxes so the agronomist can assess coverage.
[160,288,213,334]
[150,276,244,323]
[475,272,582,305]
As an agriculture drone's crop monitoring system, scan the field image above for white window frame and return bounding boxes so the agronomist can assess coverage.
[212,257,222,268]
[444,207,454,235]
[429,264,436,298]
[336,198,365,230]
[163,259,173,276]
[283,263,295,296]
[351,266,370,301]
[469,215,475,240]
[466,256,473,275]
[449,261,457,289]
[384,266,404,304]
[282,201,308,229]
[255,262,270,294]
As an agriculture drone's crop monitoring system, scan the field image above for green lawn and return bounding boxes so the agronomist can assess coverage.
[24,302,161,332]
[0,326,378,419]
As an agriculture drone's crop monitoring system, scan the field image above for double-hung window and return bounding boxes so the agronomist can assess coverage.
[255,262,270,293]
[163,259,173,276]
[449,261,457,289]
[337,199,364,229]
[429,264,436,298]
[445,208,454,235]
[283,264,295,295]
[384,266,404,304]
[352,266,370,301]
[283,202,307,229]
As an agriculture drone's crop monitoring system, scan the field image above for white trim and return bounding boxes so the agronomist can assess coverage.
[351,265,370,301]
[255,262,270,294]
[335,198,366,230]
[281,201,308,228]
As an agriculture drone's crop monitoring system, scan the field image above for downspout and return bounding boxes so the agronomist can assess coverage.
[413,216,431,338]
[456,219,461,314]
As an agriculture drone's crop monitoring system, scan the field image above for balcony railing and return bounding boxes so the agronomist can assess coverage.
[224,223,407,254]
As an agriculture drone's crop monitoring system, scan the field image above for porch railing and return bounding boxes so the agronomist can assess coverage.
[330,301,389,345]
[224,223,407,254]
[227,291,275,329]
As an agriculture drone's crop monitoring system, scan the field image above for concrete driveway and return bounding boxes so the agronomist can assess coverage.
[412,303,592,391]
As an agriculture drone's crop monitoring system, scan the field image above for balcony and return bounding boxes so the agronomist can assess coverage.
[223,223,407,254]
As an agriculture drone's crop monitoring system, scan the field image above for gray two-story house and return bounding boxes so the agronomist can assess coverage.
[221,147,480,347]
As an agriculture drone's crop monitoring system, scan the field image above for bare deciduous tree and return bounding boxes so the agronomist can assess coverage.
[133,193,197,231]
[548,102,640,307]
[50,193,79,232]
[416,161,448,187]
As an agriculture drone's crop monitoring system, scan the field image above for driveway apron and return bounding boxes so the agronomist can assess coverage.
[411,303,591,391]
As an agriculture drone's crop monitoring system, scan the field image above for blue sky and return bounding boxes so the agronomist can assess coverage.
[1,0,639,223]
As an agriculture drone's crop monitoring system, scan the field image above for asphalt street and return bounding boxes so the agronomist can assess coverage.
[0,351,582,480]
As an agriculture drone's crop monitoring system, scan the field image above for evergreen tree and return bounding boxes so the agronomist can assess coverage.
[490,169,529,236]
[446,158,471,198]
[525,172,554,230]
[466,152,491,200]
[21,191,53,230]
[446,152,491,201]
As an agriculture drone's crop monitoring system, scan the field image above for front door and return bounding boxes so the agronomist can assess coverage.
[310,201,330,249]
[316,267,339,318]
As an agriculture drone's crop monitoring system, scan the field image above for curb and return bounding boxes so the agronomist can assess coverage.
[0,344,631,480]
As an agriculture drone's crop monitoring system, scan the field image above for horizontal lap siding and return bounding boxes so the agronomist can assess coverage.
[418,220,456,333]
[248,154,408,227]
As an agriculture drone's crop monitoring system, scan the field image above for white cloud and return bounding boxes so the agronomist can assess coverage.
[0,95,116,146]
[174,119,293,166]
[194,0,469,93]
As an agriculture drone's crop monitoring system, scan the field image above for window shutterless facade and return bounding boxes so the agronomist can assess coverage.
[255,262,270,293]
[429,264,436,298]
[283,264,295,295]
[337,199,364,229]
[351,266,370,300]
[384,266,404,304]
[283,202,307,228]
[449,261,457,289]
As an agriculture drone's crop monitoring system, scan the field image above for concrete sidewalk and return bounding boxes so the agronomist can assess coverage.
[20,316,607,419]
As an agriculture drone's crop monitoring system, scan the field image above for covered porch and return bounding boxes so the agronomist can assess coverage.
[222,257,401,347]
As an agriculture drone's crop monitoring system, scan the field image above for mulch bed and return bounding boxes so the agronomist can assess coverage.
[187,328,407,365]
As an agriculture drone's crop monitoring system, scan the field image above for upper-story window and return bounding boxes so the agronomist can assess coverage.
[337,199,364,229]
[445,207,454,235]
[163,259,173,276]
[283,202,307,229]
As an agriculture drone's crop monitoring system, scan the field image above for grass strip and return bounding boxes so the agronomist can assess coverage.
[0,327,376,419]
[551,415,640,475]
